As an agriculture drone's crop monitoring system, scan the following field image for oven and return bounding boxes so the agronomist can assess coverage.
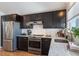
[28,37,41,54]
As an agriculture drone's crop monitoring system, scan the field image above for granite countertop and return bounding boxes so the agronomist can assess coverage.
[48,36,76,56]
[17,35,52,38]
[17,35,30,37]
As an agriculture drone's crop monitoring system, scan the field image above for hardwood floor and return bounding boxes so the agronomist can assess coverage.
[0,48,37,56]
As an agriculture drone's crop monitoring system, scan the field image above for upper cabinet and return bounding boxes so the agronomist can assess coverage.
[53,10,66,28]
[42,10,66,28]
[21,15,33,28]
[1,10,66,29]
[21,14,43,28]
[1,14,23,22]
[42,12,54,28]
[30,13,43,21]
[20,9,66,28]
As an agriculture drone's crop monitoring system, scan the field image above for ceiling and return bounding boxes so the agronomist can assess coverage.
[0,2,68,15]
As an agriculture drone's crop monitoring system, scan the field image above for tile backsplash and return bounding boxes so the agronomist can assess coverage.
[21,24,63,37]
[21,29,62,37]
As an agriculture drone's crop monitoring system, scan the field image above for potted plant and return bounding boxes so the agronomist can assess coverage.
[71,27,79,45]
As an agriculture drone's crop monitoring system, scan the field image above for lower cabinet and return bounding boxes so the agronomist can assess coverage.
[17,37,51,55]
[17,37,28,51]
[41,38,51,55]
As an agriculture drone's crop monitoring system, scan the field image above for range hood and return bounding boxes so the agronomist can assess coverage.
[33,21,42,25]
[26,21,42,26]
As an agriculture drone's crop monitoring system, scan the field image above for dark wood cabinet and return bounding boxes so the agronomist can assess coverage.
[42,12,54,28]
[17,37,28,51]
[42,10,66,28]
[53,10,66,28]
[21,15,33,28]
[16,36,51,55]
[1,15,15,21]
[1,14,22,22]
[21,9,66,28]
[30,13,42,21]
[41,38,51,55]
[22,13,43,28]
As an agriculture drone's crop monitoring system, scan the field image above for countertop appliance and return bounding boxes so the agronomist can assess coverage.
[3,21,21,51]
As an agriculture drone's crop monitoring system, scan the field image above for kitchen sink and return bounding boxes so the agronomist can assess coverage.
[54,39,68,43]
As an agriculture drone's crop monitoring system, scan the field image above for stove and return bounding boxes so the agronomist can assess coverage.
[28,36,42,54]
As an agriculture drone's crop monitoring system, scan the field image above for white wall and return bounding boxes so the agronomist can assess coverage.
[0,12,5,48]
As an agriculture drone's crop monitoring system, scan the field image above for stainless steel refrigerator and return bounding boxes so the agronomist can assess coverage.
[2,21,21,51]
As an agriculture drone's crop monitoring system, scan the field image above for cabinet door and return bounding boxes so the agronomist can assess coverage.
[54,10,66,28]
[30,14,42,21]
[22,15,33,28]
[41,38,51,55]
[17,37,28,51]
[42,12,54,28]
[3,15,16,21]
[1,14,21,21]
[30,14,37,21]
